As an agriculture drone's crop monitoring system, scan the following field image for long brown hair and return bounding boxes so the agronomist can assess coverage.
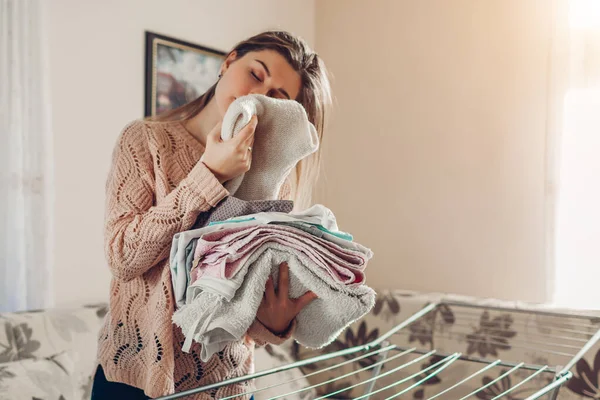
[151,31,332,209]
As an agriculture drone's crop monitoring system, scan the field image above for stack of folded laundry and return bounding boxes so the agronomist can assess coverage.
[169,93,376,362]
[170,201,376,362]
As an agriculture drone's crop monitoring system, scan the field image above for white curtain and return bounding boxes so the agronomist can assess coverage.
[0,0,54,312]
[549,0,600,309]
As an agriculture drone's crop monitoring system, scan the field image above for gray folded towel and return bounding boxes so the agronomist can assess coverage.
[173,241,376,361]
[220,94,319,200]
[171,197,294,308]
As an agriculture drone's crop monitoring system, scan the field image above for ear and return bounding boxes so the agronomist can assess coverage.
[220,50,238,75]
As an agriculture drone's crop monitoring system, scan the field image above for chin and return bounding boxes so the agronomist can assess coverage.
[217,96,236,117]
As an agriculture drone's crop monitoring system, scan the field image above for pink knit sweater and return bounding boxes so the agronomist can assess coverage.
[97,120,295,399]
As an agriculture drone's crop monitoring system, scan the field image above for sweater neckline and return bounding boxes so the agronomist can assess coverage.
[172,120,206,150]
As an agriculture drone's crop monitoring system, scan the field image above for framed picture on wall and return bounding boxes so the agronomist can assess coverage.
[144,31,226,117]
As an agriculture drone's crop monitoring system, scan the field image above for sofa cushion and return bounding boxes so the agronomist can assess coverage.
[0,351,76,400]
[0,304,107,400]
[0,319,18,364]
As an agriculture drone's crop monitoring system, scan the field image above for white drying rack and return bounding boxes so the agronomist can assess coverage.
[156,301,600,399]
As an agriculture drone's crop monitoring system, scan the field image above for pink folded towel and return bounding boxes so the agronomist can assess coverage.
[191,224,368,287]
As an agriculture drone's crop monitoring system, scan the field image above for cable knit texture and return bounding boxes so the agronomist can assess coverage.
[97,120,295,399]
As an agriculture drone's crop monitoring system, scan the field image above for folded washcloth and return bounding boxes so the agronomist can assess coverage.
[170,197,294,308]
[193,197,294,230]
[172,241,376,360]
[208,204,353,241]
[217,94,320,200]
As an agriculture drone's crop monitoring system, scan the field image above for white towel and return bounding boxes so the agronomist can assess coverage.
[219,94,319,200]
[172,241,376,361]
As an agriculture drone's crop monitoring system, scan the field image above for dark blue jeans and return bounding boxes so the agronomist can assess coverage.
[91,365,150,399]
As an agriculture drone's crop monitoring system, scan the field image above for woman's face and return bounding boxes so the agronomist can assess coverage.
[214,49,302,117]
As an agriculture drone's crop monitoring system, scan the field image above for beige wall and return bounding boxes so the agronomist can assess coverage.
[314,0,552,302]
[47,0,316,307]
[47,0,554,306]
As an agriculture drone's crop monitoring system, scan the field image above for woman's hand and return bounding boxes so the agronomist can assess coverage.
[256,262,318,335]
[201,115,258,183]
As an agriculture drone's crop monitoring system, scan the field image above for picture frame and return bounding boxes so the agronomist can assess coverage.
[144,31,226,117]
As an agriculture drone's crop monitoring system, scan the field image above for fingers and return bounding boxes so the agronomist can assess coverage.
[244,134,255,155]
[242,137,254,164]
[242,127,256,149]
[278,262,289,299]
[264,275,276,301]
[236,116,256,171]
[295,291,318,313]
[245,153,252,171]
[207,121,223,144]
[236,115,258,145]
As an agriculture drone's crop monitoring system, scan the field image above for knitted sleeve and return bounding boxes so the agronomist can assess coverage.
[104,121,228,282]
[246,318,297,347]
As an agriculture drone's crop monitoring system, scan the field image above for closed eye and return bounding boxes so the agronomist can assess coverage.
[251,71,263,83]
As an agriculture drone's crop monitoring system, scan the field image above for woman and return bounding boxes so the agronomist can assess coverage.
[91,31,332,399]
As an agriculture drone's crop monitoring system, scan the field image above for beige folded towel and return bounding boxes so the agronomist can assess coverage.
[220,94,319,200]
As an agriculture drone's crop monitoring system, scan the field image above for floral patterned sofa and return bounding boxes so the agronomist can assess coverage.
[284,290,600,400]
[1,291,599,400]
[0,303,108,400]
[0,303,312,400]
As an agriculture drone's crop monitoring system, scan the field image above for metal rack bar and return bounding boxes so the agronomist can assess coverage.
[439,316,596,337]
[548,369,564,400]
[429,323,593,348]
[458,329,590,345]
[559,327,600,375]
[313,350,438,399]
[458,362,525,400]
[362,340,391,399]
[218,345,399,400]
[394,346,557,373]
[382,354,461,400]
[393,328,582,356]
[490,365,549,399]
[155,301,600,400]
[450,308,600,330]
[370,302,438,346]
[426,359,502,399]
[524,372,573,400]
[270,347,558,400]
[348,353,461,400]
[440,323,593,344]
[398,331,578,358]
[268,347,421,400]
[156,327,403,400]
[449,309,600,329]
[442,300,600,321]
[299,345,397,382]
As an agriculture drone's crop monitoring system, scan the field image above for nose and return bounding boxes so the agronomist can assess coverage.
[250,87,269,96]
